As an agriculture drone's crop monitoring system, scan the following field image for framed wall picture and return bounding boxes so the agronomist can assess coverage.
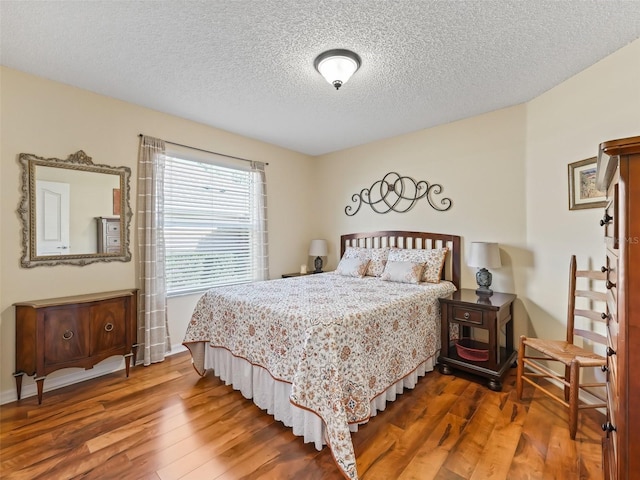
[568,157,607,210]
[113,188,121,215]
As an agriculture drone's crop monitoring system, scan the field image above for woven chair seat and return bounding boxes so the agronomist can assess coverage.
[522,337,606,367]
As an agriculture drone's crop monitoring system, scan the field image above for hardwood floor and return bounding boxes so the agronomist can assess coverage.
[1,351,604,480]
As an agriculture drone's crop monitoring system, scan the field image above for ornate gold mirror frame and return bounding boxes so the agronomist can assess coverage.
[18,150,132,267]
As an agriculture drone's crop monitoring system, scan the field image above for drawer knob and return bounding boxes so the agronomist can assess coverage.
[601,266,609,273]
[601,312,609,321]
[62,330,74,341]
[600,213,613,226]
[606,280,616,290]
[104,323,114,332]
[606,346,616,357]
[601,365,608,373]
[463,312,470,320]
[601,421,617,433]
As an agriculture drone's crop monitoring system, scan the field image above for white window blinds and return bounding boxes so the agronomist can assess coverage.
[163,154,268,296]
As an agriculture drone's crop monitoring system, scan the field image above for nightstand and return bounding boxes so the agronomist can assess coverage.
[281,272,312,278]
[438,289,517,391]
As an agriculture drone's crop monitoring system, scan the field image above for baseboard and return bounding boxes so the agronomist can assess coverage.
[1,344,187,405]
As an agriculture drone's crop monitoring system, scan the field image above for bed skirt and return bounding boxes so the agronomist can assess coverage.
[201,344,437,451]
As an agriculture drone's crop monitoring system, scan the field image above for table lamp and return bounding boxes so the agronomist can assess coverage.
[309,239,328,273]
[467,242,502,296]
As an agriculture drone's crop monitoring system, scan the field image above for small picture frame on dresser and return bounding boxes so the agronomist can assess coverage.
[568,157,607,210]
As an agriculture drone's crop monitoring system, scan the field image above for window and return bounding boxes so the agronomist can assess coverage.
[163,154,268,296]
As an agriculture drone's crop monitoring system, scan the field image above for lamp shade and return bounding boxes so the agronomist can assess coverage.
[467,242,502,269]
[314,49,361,90]
[308,239,328,257]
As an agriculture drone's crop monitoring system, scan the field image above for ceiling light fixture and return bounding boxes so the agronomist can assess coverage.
[314,49,361,90]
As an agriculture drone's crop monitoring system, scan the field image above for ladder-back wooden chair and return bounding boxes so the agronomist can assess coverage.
[516,255,608,439]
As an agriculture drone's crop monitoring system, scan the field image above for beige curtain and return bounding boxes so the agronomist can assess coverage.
[250,161,269,281]
[137,135,171,365]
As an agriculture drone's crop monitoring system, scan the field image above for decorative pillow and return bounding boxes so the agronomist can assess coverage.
[387,248,429,263]
[421,248,449,283]
[380,261,425,284]
[335,257,370,278]
[342,246,390,277]
[387,247,449,283]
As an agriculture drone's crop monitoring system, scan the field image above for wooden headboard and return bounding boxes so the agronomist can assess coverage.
[340,230,461,288]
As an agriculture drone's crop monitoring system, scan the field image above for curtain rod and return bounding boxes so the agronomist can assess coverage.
[138,134,268,166]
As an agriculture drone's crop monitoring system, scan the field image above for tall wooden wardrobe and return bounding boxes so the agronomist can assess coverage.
[596,135,640,480]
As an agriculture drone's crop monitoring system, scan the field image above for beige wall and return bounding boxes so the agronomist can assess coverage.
[314,104,530,333]
[313,37,640,356]
[0,67,315,403]
[523,39,640,342]
[1,37,638,403]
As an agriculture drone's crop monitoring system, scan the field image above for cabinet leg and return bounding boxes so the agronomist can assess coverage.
[439,364,453,375]
[487,378,503,392]
[13,372,24,400]
[35,377,45,405]
[124,353,132,377]
[132,343,139,367]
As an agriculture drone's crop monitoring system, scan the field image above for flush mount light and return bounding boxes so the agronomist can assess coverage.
[314,49,361,90]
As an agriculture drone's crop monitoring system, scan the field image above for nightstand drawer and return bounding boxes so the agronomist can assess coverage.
[451,306,484,326]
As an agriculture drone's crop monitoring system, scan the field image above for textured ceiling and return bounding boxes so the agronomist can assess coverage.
[2,1,640,156]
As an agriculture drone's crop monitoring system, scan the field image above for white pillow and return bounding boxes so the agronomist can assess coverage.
[335,257,370,278]
[380,260,425,284]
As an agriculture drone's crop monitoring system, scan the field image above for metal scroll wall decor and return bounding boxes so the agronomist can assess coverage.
[345,172,452,216]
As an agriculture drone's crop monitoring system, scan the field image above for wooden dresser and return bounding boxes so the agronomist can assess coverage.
[97,216,121,254]
[596,135,640,480]
[14,289,138,404]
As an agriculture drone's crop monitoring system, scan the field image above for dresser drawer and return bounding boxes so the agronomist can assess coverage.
[605,252,618,302]
[606,395,619,466]
[451,306,485,327]
[106,235,121,247]
[607,301,619,358]
[606,338,619,468]
[606,291,617,321]
[106,222,120,234]
[90,298,127,357]
[605,251,618,282]
[605,362,619,464]
[43,306,91,368]
[604,176,619,251]
[603,204,618,251]
[607,359,618,411]
[603,436,616,480]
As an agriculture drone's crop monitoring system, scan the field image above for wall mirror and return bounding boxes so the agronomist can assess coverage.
[18,150,132,267]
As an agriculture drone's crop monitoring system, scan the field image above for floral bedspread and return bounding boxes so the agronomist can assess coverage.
[183,273,456,480]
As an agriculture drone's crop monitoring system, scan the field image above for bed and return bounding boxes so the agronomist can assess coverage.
[183,230,461,479]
